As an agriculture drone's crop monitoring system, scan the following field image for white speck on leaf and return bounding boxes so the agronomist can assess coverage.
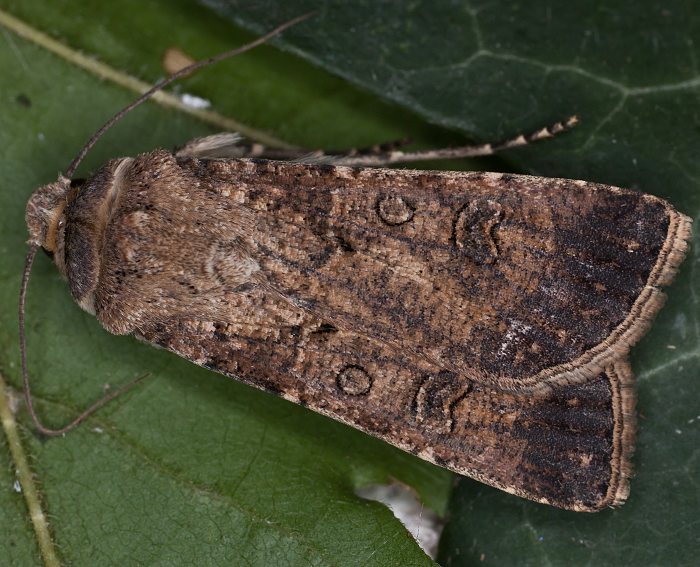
[180,93,211,109]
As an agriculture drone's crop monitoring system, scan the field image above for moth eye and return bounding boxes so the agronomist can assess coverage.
[57,218,65,229]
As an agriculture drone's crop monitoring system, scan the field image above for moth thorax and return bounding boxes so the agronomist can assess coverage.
[55,158,133,314]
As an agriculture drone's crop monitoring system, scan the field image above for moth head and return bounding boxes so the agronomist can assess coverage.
[25,176,78,254]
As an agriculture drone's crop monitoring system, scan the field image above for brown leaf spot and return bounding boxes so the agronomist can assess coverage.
[162,47,196,76]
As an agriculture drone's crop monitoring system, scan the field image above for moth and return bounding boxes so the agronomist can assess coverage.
[20,16,691,513]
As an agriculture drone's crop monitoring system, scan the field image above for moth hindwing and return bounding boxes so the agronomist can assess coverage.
[25,146,691,511]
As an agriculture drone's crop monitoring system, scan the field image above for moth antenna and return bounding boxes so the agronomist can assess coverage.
[64,11,315,179]
[19,244,148,435]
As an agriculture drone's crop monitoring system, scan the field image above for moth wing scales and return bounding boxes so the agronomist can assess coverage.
[88,151,687,396]
[137,313,635,511]
[60,150,687,510]
[178,157,688,393]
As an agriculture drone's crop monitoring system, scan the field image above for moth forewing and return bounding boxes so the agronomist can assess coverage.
[25,147,690,511]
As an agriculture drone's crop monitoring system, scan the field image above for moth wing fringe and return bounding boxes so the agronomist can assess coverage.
[521,208,692,393]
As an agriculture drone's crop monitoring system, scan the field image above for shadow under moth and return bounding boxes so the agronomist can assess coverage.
[19,15,692,513]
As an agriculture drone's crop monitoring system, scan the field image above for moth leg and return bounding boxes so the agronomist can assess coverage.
[176,116,576,165]
[176,133,258,159]
[175,133,305,160]
[175,133,414,162]
[323,137,413,157]
[321,115,578,167]
[245,117,573,165]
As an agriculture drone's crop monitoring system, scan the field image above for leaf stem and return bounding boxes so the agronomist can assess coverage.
[0,8,294,149]
[0,373,61,567]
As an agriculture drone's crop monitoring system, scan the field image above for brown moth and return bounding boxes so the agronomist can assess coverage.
[24,144,691,512]
[19,18,691,513]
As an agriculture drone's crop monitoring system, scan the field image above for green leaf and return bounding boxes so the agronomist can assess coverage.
[196,1,699,565]
[0,1,457,565]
